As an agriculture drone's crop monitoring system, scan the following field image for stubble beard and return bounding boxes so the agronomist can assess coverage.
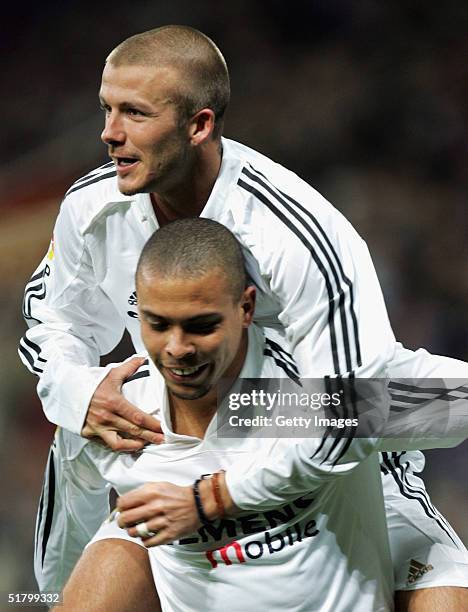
[168,382,212,401]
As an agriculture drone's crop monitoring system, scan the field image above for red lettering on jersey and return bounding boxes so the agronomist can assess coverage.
[206,541,246,568]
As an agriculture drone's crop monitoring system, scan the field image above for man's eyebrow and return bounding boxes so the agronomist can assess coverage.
[120,101,150,111]
[140,310,223,323]
[185,314,223,324]
[98,95,155,112]
[140,309,166,320]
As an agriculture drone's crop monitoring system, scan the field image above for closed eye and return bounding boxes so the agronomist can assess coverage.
[184,323,219,335]
[149,322,169,332]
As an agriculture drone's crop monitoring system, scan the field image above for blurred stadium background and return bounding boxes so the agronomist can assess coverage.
[1,0,467,605]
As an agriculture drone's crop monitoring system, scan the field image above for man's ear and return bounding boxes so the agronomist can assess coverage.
[241,285,256,327]
[188,108,216,145]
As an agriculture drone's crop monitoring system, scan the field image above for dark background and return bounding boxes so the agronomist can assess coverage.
[1,0,467,604]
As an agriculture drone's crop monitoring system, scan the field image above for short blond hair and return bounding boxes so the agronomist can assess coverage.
[108,25,230,136]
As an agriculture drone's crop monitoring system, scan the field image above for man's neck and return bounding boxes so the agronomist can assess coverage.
[152,140,222,225]
[168,392,218,439]
[167,328,248,439]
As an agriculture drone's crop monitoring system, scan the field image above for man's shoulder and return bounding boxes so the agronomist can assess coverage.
[224,138,296,186]
[59,162,134,233]
[224,138,339,226]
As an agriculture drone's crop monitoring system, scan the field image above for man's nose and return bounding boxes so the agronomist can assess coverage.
[165,330,196,360]
[101,111,125,146]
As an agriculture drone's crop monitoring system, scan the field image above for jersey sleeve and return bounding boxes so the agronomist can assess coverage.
[273,214,395,378]
[237,165,396,379]
[225,432,382,511]
[18,196,125,434]
[377,346,468,451]
[227,168,401,510]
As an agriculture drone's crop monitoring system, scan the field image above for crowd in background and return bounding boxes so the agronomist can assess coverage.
[1,0,467,601]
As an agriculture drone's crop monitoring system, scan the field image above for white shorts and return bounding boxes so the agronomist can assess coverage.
[34,429,111,592]
[380,451,468,590]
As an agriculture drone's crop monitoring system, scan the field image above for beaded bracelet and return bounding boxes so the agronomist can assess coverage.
[193,478,213,525]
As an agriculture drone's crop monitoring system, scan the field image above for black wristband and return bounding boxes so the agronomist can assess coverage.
[193,478,213,525]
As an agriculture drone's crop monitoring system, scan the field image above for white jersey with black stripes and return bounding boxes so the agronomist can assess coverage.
[22,138,468,593]
[34,347,468,595]
[19,137,397,434]
[73,324,395,612]
[84,325,467,610]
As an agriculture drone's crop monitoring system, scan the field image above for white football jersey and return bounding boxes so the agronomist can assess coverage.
[79,326,394,612]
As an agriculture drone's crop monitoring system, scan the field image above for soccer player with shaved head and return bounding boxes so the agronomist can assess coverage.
[21,26,467,610]
[52,219,466,610]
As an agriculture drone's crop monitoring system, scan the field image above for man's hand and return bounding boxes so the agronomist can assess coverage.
[117,482,200,546]
[117,473,236,547]
[81,357,164,451]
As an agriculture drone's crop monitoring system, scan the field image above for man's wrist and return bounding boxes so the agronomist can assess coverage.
[198,471,235,521]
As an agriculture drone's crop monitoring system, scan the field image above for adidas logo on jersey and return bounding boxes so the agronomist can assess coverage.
[406,559,434,584]
[128,291,138,306]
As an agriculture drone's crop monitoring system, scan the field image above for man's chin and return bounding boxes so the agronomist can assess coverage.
[116,175,153,197]
[117,181,143,197]
[168,383,211,401]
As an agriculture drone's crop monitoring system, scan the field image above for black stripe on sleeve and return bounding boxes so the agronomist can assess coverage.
[26,269,47,285]
[390,393,439,405]
[23,266,48,320]
[242,165,360,371]
[315,375,357,466]
[18,340,43,375]
[263,337,294,360]
[239,165,359,375]
[70,162,115,187]
[264,338,298,374]
[34,483,45,558]
[41,449,56,566]
[310,376,334,462]
[239,177,339,373]
[246,164,361,370]
[328,374,357,465]
[263,349,300,383]
[22,335,47,363]
[123,370,150,384]
[389,381,468,404]
[24,284,46,320]
[388,381,448,395]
